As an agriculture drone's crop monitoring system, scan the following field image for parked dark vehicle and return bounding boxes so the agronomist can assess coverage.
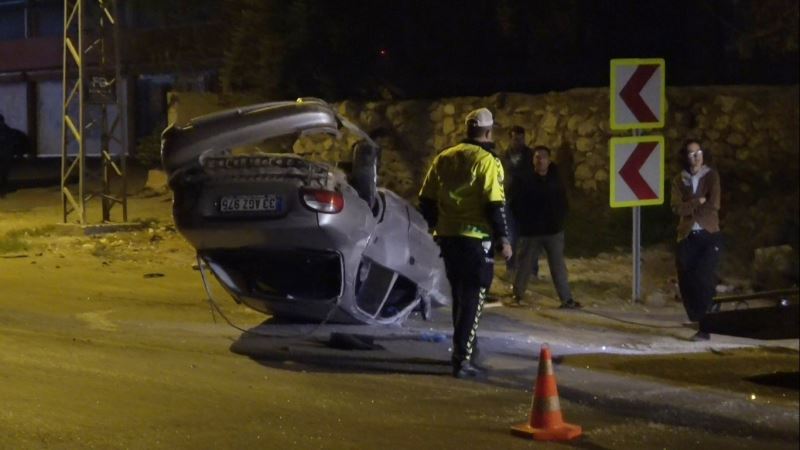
[161,98,451,325]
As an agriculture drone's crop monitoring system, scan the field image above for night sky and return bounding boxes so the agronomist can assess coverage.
[2,0,796,98]
[214,0,799,99]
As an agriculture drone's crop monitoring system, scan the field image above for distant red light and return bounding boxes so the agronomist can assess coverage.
[378,49,388,57]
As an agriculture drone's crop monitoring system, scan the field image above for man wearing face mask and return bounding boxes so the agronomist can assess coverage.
[505,126,532,175]
[671,139,722,341]
[501,126,535,276]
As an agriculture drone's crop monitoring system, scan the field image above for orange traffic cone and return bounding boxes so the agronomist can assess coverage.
[510,345,582,441]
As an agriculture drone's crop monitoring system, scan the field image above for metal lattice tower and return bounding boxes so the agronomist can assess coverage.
[61,0,127,224]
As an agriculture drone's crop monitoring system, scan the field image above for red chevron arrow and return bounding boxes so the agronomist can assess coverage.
[619,141,658,199]
[619,64,659,122]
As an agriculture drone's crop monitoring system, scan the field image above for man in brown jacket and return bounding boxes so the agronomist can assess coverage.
[671,139,721,341]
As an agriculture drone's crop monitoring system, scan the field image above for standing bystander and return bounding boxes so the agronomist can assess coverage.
[509,145,581,309]
[502,126,534,274]
[671,139,722,341]
[504,126,533,175]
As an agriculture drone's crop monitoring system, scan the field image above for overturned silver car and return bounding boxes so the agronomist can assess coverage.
[161,98,451,325]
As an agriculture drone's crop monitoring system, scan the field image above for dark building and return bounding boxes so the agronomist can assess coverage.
[0,0,223,159]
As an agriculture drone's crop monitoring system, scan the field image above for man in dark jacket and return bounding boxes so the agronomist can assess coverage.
[501,126,532,273]
[504,126,532,176]
[509,145,581,309]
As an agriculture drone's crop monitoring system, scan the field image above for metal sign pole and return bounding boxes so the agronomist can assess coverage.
[632,128,642,303]
[632,205,641,303]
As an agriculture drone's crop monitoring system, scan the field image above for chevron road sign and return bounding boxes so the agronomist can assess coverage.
[610,58,665,130]
[609,135,665,208]
[609,59,666,303]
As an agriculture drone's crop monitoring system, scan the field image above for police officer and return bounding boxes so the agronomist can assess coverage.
[419,107,512,379]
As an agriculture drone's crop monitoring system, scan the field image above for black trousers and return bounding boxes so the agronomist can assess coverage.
[676,230,721,322]
[437,236,494,366]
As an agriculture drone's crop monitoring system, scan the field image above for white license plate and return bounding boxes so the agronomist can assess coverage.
[219,195,282,213]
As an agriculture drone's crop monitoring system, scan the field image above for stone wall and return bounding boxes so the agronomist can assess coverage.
[166,86,799,269]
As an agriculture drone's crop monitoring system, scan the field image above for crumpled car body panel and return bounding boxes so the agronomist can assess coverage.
[162,98,450,325]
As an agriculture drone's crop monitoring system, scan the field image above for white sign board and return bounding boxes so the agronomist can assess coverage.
[610,58,665,130]
[609,135,665,207]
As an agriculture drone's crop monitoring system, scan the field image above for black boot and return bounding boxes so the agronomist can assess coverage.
[452,360,487,379]
[690,331,710,341]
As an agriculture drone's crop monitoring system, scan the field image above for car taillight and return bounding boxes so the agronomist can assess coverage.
[301,188,344,213]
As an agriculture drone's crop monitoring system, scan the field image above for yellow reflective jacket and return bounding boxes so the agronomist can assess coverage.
[419,141,506,239]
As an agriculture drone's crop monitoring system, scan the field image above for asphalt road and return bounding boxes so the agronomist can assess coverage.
[1,188,797,449]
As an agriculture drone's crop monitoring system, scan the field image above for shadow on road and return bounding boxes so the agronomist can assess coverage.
[229,318,452,376]
[227,318,798,445]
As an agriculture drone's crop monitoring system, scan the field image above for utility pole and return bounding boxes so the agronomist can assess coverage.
[61,0,128,225]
